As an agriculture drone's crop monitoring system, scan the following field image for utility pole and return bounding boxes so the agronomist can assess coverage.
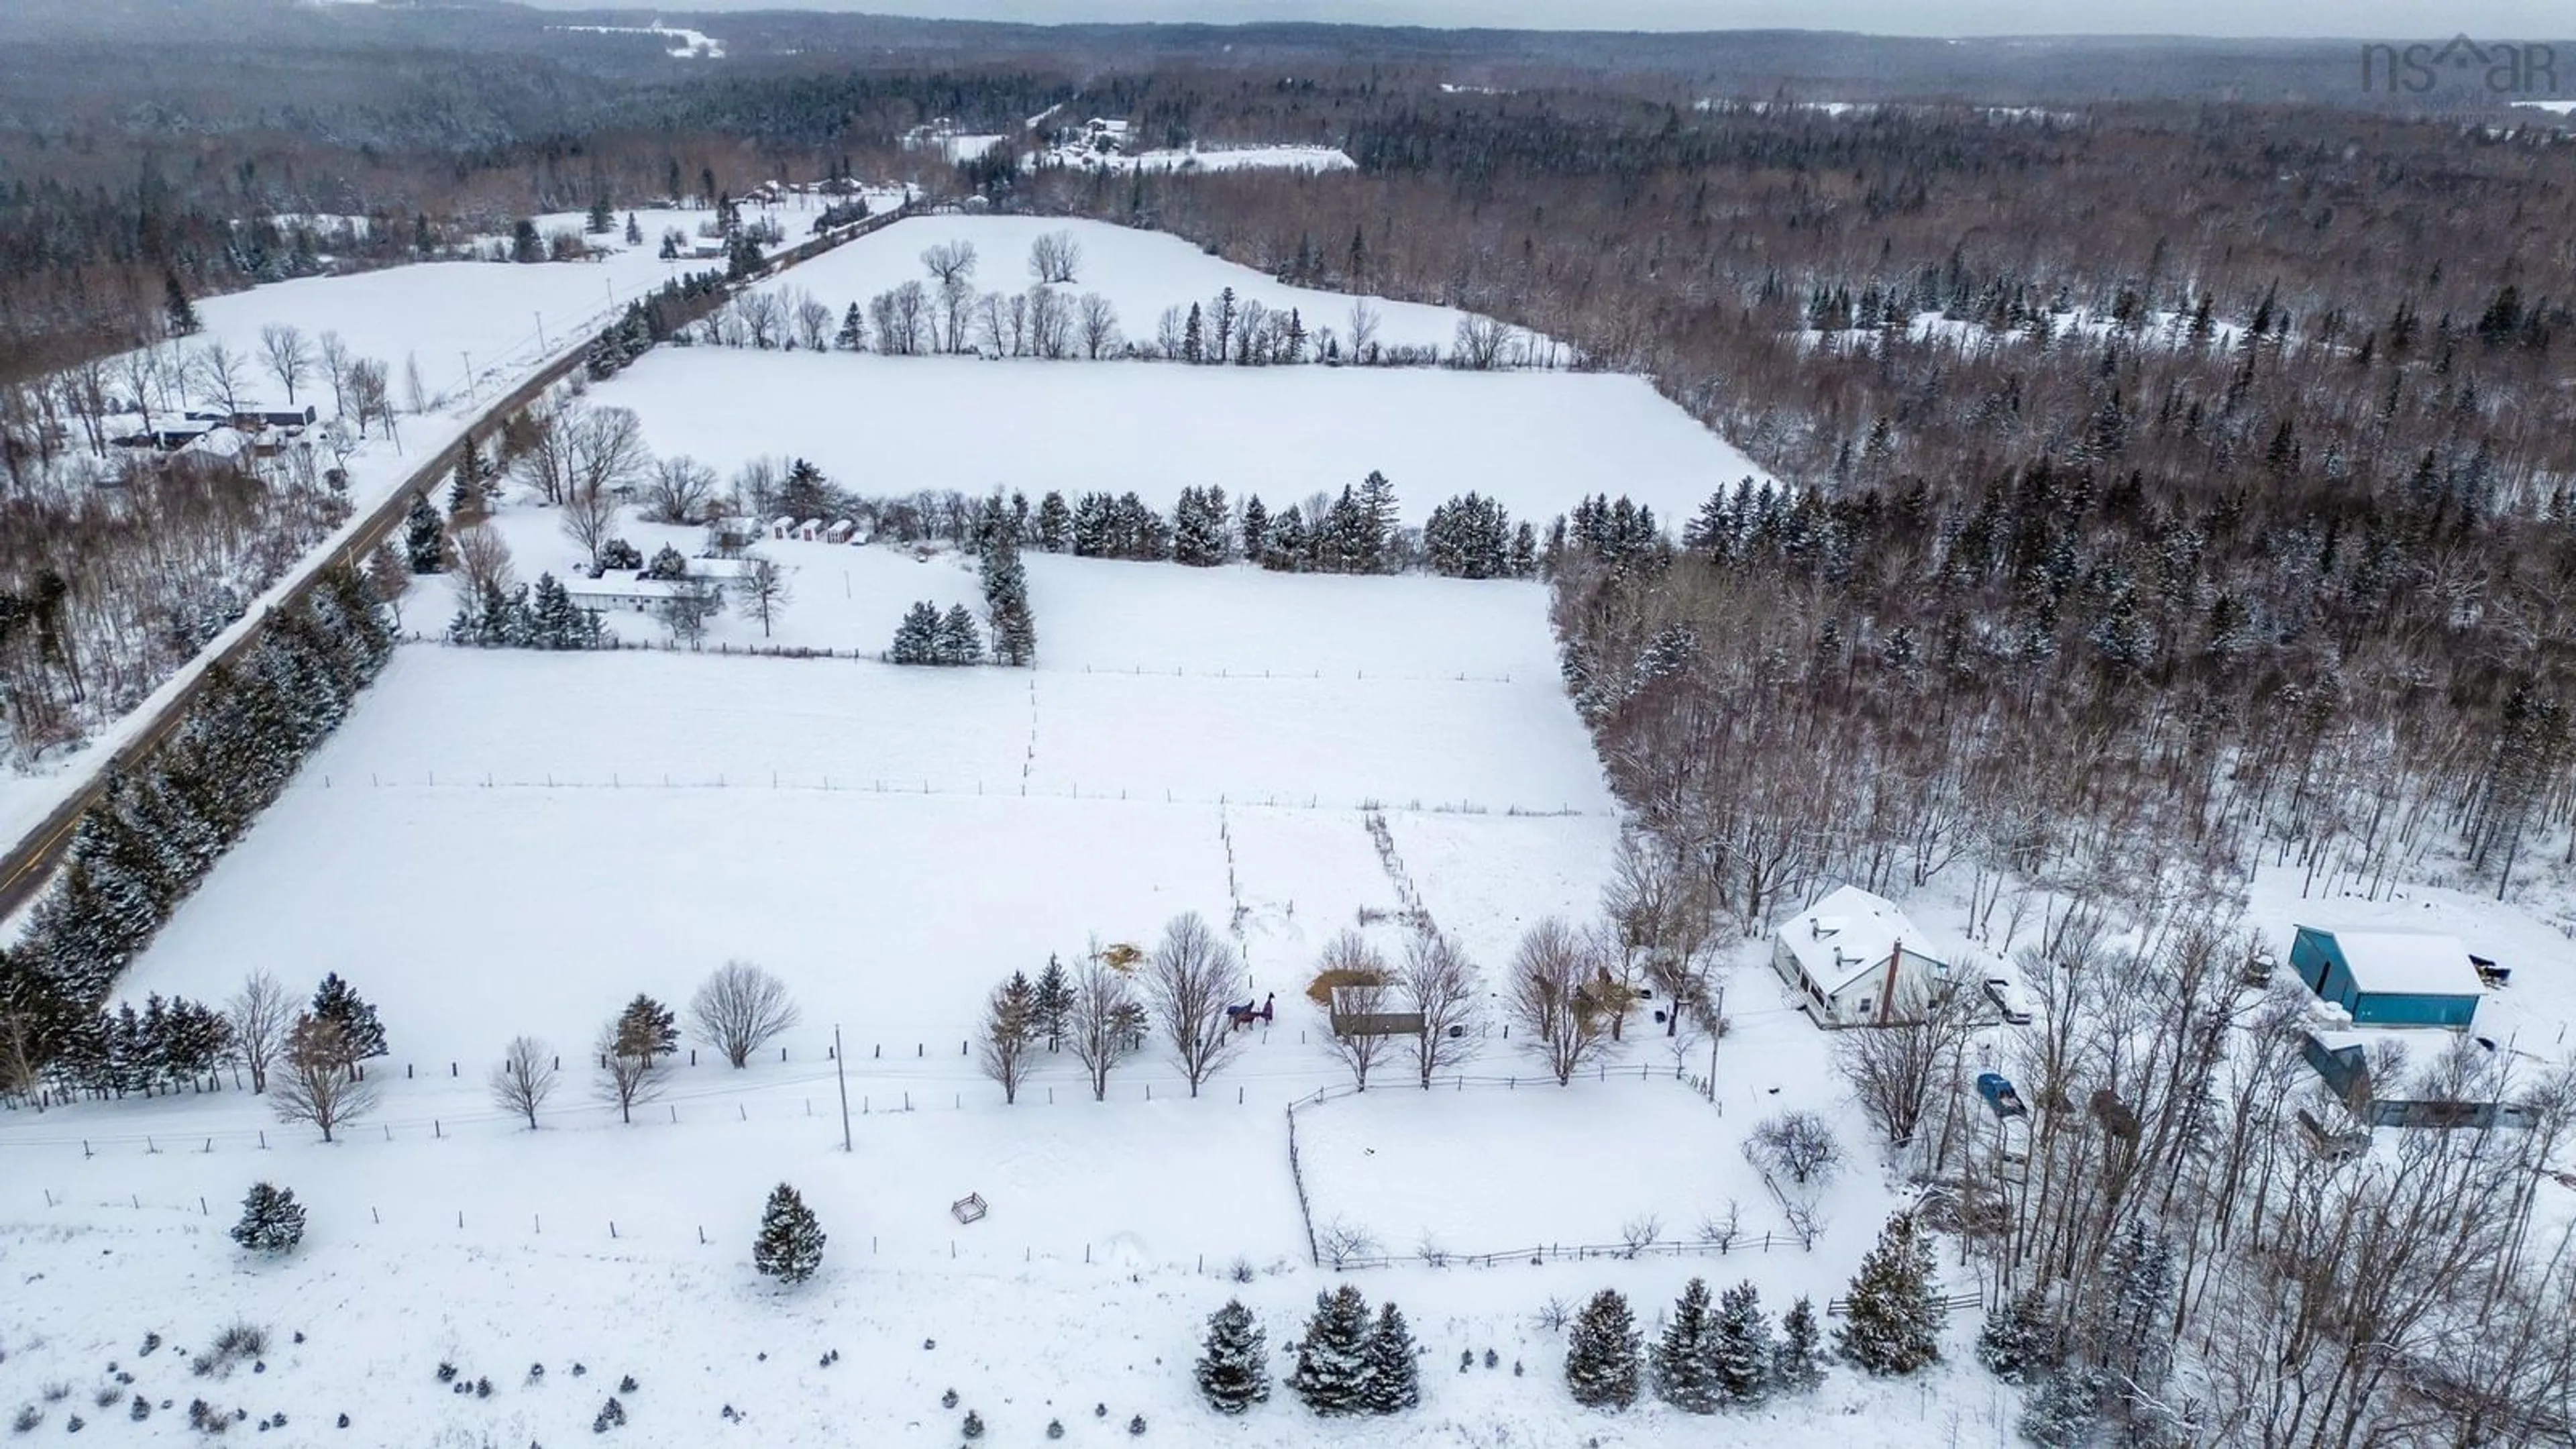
[833,1023,852,1152]
[461,352,474,405]
[535,312,547,351]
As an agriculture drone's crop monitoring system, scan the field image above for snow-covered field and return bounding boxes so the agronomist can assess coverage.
[732,216,1501,357]
[594,352,1755,532]
[1051,144,1360,174]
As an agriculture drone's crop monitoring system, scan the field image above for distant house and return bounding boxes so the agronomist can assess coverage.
[255,405,317,429]
[1772,885,1955,1028]
[2289,927,2483,1030]
[2300,1029,2534,1130]
[824,520,856,544]
[564,572,686,613]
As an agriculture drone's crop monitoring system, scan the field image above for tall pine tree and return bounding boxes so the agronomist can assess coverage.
[1360,1302,1419,1413]
[1711,1280,1774,1405]
[403,494,445,573]
[1651,1277,1721,1413]
[1835,1214,1944,1376]
[229,1181,306,1252]
[1772,1296,1827,1393]
[309,973,386,1067]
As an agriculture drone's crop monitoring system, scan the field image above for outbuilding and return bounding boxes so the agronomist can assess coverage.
[2289,927,2483,1030]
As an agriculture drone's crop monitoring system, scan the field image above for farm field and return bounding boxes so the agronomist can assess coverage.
[594,351,1756,535]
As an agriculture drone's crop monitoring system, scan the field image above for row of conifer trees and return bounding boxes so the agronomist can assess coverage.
[0,565,397,1097]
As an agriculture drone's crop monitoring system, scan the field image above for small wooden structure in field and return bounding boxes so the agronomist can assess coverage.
[951,1192,988,1224]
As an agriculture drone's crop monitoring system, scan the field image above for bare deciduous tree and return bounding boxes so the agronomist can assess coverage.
[1749,1110,1843,1186]
[1508,917,1611,1085]
[345,357,394,443]
[792,293,835,352]
[258,323,312,406]
[1834,984,1976,1149]
[1028,229,1081,284]
[1142,911,1242,1096]
[920,239,978,285]
[225,971,292,1093]
[596,1009,671,1124]
[567,405,651,498]
[1401,930,1480,1087]
[1452,313,1519,370]
[490,1034,557,1128]
[1028,285,1073,360]
[1067,947,1147,1102]
[315,329,351,416]
[739,292,784,349]
[977,973,1037,1104]
[271,1016,378,1142]
[559,482,620,569]
[448,521,517,600]
[733,555,792,637]
[115,347,164,436]
[643,455,719,524]
[191,340,250,415]
[1346,298,1381,360]
[688,960,801,1067]
[1315,928,1396,1091]
[1077,292,1120,358]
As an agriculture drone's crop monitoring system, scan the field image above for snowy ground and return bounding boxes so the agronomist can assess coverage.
[592,352,1757,533]
[0,191,903,845]
[731,215,1511,358]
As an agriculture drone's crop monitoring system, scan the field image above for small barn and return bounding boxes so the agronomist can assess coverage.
[1326,985,1422,1039]
[2300,1029,2535,1130]
[1772,885,1955,1028]
[2289,927,2482,1030]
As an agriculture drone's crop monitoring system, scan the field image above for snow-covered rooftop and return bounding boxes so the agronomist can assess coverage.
[2315,928,2484,999]
[1778,884,1943,994]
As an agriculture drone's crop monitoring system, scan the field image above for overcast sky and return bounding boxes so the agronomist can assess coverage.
[502,0,2572,39]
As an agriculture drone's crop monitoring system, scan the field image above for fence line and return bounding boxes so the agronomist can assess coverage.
[280,770,1595,818]
[421,635,1520,686]
[1326,1233,1818,1273]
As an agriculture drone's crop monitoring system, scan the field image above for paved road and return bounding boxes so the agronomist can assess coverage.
[0,204,916,926]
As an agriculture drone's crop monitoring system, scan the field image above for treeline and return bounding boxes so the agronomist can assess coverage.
[0,565,396,1099]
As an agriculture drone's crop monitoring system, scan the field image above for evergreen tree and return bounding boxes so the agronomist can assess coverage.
[614,994,678,1061]
[1036,490,1071,552]
[586,196,615,234]
[1509,521,1539,578]
[511,219,544,264]
[402,494,445,573]
[935,604,985,665]
[1354,472,1400,572]
[1651,1278,1721,1413]
[624,211,643,246]
[1564,1289,1642,1409]
[1288,1286,1374,1415]
[1772,1297,1827,1393]
[1976,1288,2055,1385]
[979,531,1036,667]
[835,303,867,351]
[1835,1214,1944,1376]
[1263,507,1309,572]
[229,1181,306,1252]
[752,1182,826,1285]
[1424,492,1513,578]
[1182,303,1204,364]
[1033,955,1073,1050]
[888,601,942,664]
[2019,1366,2108,1448]
[644,545,690,581]
[447,437,489,517]
[1070,492,1115,557]
[164,270,201,337]
[1173,486,1231,566]
[1360,1302,1419,1413]
[308,973,386,1067]
[1194,1300,1270,1415]
[1240,495,1270,559]
[1711,1280,1773,1405]
[2093,1221,2176,1389]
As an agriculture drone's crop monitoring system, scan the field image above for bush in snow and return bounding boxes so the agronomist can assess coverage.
[1287,1286,1373,1415]
[617,1375,637,1395]
[961,1409,984,1438]
[1835,1213,1945,1376]
[11,1405,40,1434]
[1193,1301,1269,1414]
[1564,1289,1641,1409]
[1127,1413,1146,1435]
[592,1396,627,1433]
[127,1397,148,1423]
[940,1388,959,1409]
[229,1183,305,1253]
[60,1417,80,1434]
[1045,1419,1064,1438]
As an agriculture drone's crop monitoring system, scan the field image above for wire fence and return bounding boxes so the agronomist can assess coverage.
[418,634,1523,686]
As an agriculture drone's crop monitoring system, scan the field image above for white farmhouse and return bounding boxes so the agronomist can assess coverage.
[563,572,686,613]
[1772,884,1957,1028]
